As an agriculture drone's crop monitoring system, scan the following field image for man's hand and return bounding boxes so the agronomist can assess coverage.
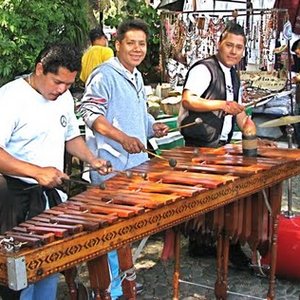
[242,116,256,136]
[121,135,145,154]
[292,74,300,84]
[90,158,112,175]
[35,167,69,188]
[153,122,169,138]
[224,101,245,115]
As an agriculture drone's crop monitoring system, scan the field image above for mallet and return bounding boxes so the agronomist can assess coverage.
[143,148,177,167]
[72,165,146,179]
[23,177,106,191]
[169,117,202,132]
[63,178,106,190]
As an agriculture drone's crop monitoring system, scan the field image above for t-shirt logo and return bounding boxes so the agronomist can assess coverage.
[60,115,67,127]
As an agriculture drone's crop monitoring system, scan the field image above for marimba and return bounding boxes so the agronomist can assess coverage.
[0,145,300,300]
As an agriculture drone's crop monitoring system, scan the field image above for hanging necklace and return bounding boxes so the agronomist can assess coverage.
[26,74,33,88]
[26,74,41,95]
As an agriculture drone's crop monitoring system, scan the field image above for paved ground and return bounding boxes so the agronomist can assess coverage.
[57,175,300,300]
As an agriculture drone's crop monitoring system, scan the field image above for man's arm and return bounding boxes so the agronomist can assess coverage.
[236,111,253,133]
[182,64,244,115]
[236,113,277,147]
[0,148,68,187]
[90,115,145,154]
[65,136,110,174]
[182,89,245,115]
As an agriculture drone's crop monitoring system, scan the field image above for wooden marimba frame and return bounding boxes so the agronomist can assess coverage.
[0,145,300,299]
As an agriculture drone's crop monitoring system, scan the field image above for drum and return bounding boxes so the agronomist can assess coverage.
[261,214,300,279]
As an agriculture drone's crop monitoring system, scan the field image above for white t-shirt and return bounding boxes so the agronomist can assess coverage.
[0,77,80,183]
[181,61,241,141]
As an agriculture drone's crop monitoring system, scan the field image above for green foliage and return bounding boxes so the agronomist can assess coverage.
[104,0,161,84]
[0,0,89,86]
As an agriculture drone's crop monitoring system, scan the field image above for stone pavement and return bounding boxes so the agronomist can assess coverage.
[130,233,300,300]
[57,232,300,300]
[57,176,300,300]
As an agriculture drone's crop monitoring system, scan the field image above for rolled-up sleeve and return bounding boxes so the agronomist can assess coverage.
[78,73,109,129]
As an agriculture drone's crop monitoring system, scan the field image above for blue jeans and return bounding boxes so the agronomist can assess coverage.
[108,250,122,300]
[20,273,58,300]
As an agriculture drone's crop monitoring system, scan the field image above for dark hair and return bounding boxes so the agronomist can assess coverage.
[116,19,149,42]
[35,42,82,74]
[292,39,300,52]
[89,27,107,43]
[219,21,246,45]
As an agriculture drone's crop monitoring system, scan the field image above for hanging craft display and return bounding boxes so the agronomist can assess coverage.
[160,8,288,89]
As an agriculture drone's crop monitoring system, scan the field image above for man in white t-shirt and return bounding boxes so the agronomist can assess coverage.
[178,21,256,147]
[0,43,110,300]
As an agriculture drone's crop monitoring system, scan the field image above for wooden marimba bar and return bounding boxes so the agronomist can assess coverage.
[0,145,300,299]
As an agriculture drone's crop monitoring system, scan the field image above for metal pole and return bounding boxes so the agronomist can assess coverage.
[284,124,295,218]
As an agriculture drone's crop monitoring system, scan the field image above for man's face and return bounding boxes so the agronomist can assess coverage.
[115,29,147,72]
[217,33,245,68]
[35,64,77,100]
[295,48,300,58]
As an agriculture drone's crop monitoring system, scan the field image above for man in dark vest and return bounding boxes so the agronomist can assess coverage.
[178,22,255,147]
[178,22,255,268]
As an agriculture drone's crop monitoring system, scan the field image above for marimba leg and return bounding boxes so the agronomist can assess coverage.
[222,236,230,298]
[117,244,136,299]
[214,234,228,300]
[240,196,252,244]
[63,267,78,300]
[87,254,111,300]
[215,201,239,300]
[173,228,180,300]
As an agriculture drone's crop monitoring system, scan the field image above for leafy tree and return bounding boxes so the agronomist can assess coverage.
[104,0,161,84]
[0,0,89,85]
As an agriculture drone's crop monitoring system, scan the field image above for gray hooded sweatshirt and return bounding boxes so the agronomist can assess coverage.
[79,57,155,183]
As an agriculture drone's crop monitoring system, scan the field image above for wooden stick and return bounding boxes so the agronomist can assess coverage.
[24,177,105,191]
[143,148,168,160]
[243,94,276,108]
[63,178,91,186]
[71,167,144,179]
[69,168,92,178]
[23,184,40,191]
[143,149,177,167]
[69,160,112,178]
[63,178,106,190]
[169,118,202,132]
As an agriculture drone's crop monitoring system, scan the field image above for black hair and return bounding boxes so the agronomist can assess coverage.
[89,27,107,43]
[292,39,300,52]
[219,21,246,45]
[116,19,149,42]
[35,42,82,74]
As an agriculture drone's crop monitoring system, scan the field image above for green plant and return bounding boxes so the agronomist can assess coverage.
[104,0,161,84]
[0,0,89,86]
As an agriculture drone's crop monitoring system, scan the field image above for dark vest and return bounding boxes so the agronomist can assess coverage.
[181,55,240,147]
